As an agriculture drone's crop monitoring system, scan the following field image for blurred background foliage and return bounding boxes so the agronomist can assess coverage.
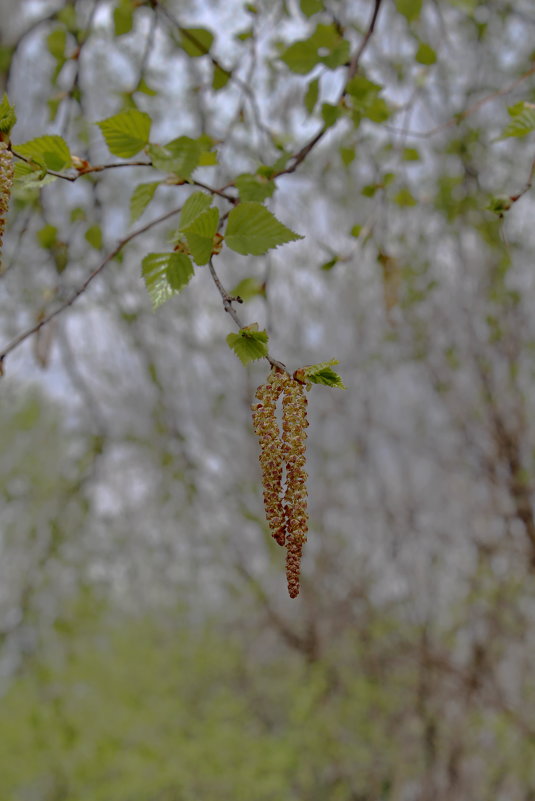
[2,0,535,798]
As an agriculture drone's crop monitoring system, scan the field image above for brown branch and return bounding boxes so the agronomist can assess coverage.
[274,0,385,180]
[0,205,183,373]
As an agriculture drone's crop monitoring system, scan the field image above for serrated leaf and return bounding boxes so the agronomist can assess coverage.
[225,202,303,256]
[304,77,319,115]
[85,224,103,250]
[235,173,275,202]
[142,252,194,309]
[182,207,219,265]
[129,181,160,223]
[0,93,16,134]
[97,109,151,158]
[147,137,200,178]
[301,359,345,388]
[179,191,213,230]
[179,27,214,57]
[501,104,535,138]
[14,135,71,170]
[226,326,269,365]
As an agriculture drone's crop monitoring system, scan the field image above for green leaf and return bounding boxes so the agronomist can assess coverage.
[147,137,200,178]
[85,224,103,250]
[402,147,420,161]
[14,135,71,170]
[179,191,213,230]
[97,109,151,158]
[300,0,323,16]
[395,0,423,22]
[182,207,220,265]
[279,40,319,74]
[0,93,16,134]
[301,359,346,388]
[179,27,214,58]
[393,187,417,206]
[340,146,355,166]
[320,257,338,271]
[142,252,195,309]
[415,42,437,65]
[226,325,269,365]
[36,224,58,249]
[225,202,303,256]
[129,181,160,224]
[502,103,535,138]
[213,63,231,91]
[304,77,320,115]
[136,78,158,96]
[235,173,275,202]
[46,27,67,60]
[230,277,265,301]
[321,102,342,128]
[114,0,134,36]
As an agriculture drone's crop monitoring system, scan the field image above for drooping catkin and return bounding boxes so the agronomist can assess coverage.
[0,140,13,261]
[281,377,308,598]
[252,369,309,598]
[251,370,287,547]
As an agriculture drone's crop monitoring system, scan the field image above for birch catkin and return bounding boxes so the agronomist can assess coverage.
[0,140,13,261]
[252,369,309,598]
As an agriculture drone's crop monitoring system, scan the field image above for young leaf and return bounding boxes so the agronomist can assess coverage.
[304,77,320,115]
[14,135,71,170]
[0,93,16,134]
[395,0,422,22]
[142,252,194,309]
[114,0,134,36]
[230,277,265,301]
[213,63,231,91]
[97,109,151,158]
[280,40,319,74]
[46,27,67,60]
[182,207,220,265]
[501,104,535,138]
[147,137,200,178]
[129,181,160,224]
[226,325,269,365]
[299,359,346,389]
[235,173,275,202]
[179,27,214,57]
[85,224,103,250]
[179,191,213,230]
[415,42,437,65]
[300,0,323,16]
[225,202,303,256]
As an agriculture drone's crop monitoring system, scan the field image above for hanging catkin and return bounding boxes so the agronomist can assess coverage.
[0,140,13,261]
[252,369,309,598]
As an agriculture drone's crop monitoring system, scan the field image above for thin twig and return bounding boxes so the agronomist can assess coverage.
[0,205,183,371]
[207,258,286,371]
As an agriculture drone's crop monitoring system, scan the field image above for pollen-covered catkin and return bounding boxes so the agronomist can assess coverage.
[282,377,309,598]
[251,370,287,547]
[0,140,13,260]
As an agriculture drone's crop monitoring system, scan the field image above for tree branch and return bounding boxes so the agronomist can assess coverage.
[207,258,286,372]
[0,205,183,373]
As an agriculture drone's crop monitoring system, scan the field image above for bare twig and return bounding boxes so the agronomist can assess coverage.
[0,205,183,371]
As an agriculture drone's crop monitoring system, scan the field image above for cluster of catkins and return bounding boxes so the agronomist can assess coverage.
[252,369,309,599]
[0,140,13,261]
